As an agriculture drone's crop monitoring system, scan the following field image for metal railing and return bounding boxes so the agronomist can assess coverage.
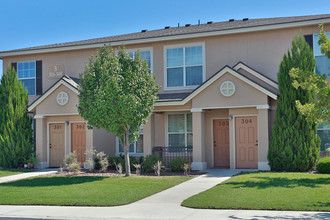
[152,146,193,167]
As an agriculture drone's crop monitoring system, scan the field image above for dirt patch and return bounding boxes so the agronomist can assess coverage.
[46,169,204,177]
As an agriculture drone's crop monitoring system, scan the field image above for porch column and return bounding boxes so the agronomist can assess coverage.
[191,109,207,170]
[35,116,48,169]
[143,114,154,156]
[257,106,270,170]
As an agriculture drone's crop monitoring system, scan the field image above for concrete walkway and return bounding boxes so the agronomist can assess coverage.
[0,169,58,184]
[0,169,329,220]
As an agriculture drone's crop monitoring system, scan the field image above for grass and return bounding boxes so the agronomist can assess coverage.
[0,169,29,178]
[0,175,191,206]
[182,172,330,211]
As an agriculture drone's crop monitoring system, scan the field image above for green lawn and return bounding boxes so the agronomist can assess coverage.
[0,169,28,178]
[182,172,330,211]
[0,175,191,206]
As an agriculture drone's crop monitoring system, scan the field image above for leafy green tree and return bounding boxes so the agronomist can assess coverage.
[0,65,33,168]
[288,24,330,124]
[318,24,330,58]
[78,45,159,176]
[268,35,320,171]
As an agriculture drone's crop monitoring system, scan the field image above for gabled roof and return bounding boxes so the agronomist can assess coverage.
[1,14,330,57]
[155,64,278,106]
[28,75,79,112]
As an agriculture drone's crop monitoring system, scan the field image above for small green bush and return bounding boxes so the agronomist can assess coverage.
[169,158,187,172]
[107,155,139,171]
[142,154,162,173]
[316,157,330,174]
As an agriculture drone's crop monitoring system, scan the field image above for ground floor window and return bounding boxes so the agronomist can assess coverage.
[318,123,330,152]
[167,113,192,147]
[118,128,143,154]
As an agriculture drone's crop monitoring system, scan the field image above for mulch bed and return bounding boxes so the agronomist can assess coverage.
[47,169,205,177]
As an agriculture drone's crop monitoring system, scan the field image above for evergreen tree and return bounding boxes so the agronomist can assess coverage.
[0,65,33,168]
[268,35,320,171]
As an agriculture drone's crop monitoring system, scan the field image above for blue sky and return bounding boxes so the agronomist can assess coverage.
[1,0,330,77]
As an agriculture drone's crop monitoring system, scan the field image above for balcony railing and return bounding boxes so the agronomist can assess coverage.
[152,146,193,167]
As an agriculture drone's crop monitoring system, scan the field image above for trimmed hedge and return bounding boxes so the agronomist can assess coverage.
[141,154,162,173]
[316,157,330,174]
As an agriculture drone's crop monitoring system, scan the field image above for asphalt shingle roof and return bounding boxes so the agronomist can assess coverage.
[1,14,330,54]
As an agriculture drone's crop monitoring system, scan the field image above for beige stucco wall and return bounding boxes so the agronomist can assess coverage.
[93,127,116,156]
[192,72,268,108]
[3,23,330,100]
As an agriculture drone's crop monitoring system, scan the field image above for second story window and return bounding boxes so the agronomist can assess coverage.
[313,33,330,77]
[165,43,204,89]
[126,48,152,72]
[17,61,36,95]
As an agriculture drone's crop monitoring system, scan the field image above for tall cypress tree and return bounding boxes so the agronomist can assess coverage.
[268,35,320,171]
[0,65,33,168]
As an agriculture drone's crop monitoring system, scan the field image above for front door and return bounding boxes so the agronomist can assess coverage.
[49,123,65,167]
[235,116,258,168]
[213,119,230,167]
[71,123,86,165]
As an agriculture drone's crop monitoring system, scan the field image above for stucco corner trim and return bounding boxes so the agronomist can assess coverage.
[258,162,271,171]
[191,162,207,171]
[256,104,270,110]
[190,108,204,113]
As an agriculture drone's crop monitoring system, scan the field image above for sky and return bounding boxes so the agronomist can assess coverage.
[1,0,330,77]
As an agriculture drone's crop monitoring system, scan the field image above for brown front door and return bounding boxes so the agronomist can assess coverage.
[213,119,230,167]
[49,123,65,167]
[71,123,86,165]
[235,116,258,169]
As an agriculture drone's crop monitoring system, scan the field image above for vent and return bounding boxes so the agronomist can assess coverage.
[207,21,213,24]
[242,18,248,21]
[185,24,191,27]
[141,29,147,32]
[229,19,235,22]
[164,26,170,29]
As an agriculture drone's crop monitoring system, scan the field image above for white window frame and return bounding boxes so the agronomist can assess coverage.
[116,130,144,156]
[164,42,206,90]
[17,61,36,96]
[313,33,330,77]
[125,47,153,73]
[166,113,193,148]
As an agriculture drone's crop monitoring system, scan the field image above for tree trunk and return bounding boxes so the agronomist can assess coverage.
[123,132,131,176]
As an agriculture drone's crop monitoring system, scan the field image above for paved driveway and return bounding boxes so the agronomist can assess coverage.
[0,169,329,220]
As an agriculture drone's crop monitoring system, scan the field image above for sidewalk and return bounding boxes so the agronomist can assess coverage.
[0,169,329,220]
[0,169,58,184]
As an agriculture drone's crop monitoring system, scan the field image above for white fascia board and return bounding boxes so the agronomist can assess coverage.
[1,18,330,57]
[154,67,277,107]
[28,80,79,112]
[233,63,279,89]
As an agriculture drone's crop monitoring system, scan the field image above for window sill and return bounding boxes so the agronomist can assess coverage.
[164,85,199,91]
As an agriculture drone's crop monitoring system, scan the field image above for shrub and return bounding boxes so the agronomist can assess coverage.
[169,158,187,172]
[142,154,162,173]
[107,155,138,171]
[316,157,330,174]
[183,163,192,176]
[64,152,80,174]
[153,161,164,176]
[133,164,141,175]
[325,147,330,157]
[96,152,108,172]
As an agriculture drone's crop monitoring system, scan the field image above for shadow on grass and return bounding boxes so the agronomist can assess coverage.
[226,176,330,189]
[0,176,107,187]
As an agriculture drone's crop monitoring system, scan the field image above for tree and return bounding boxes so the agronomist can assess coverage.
[318,24,330,58]
[78,45,159,176]
[268,35,320,172]
[288,24,330,124]
[0,65,33,168]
